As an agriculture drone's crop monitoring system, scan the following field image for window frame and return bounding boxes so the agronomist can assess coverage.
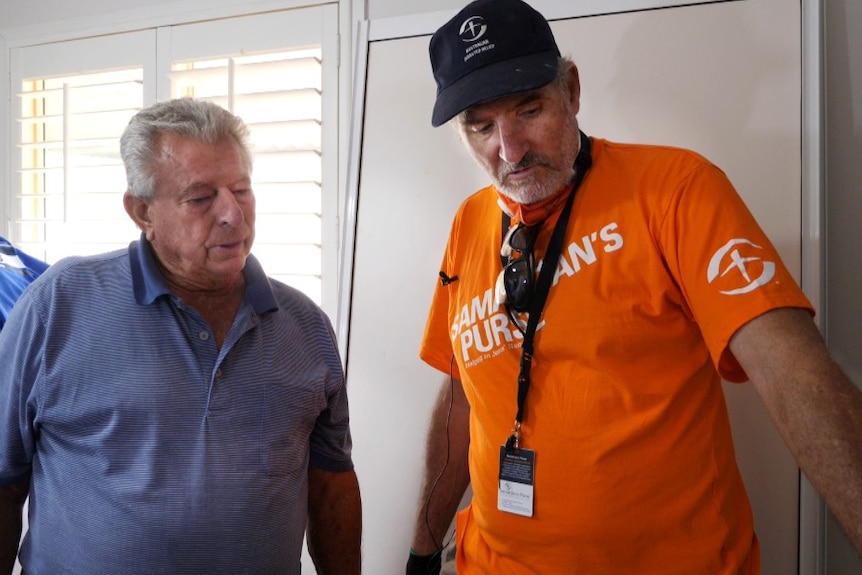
[1,0,347,319]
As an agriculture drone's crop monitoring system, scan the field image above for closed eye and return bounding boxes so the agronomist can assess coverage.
[187,194,215,206]
[521,105,541,118]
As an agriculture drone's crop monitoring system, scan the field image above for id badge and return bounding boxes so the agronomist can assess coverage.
[497,446,535,517]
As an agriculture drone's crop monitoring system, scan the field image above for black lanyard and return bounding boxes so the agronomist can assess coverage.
[503,132,592,450]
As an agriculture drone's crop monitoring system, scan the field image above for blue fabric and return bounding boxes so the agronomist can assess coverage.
[0,236,353,575]
[0,236,49,330]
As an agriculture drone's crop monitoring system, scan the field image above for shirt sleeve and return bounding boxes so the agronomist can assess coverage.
[308,320,355,472]
[0,285,44,485]
[656,159,814,382]
[419,216,463,380]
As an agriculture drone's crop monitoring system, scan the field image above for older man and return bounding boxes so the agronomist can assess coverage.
[0,98,361,575]
[406,0,862,573]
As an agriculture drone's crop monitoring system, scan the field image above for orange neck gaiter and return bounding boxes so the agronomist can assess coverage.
[497,183,574,227]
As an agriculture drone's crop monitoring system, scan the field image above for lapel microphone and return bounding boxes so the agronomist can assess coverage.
[439,271,459,285]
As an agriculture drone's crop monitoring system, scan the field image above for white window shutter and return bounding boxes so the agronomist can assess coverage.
[10,31,154,262]
[8,6,338,313]
[170,48,326,303]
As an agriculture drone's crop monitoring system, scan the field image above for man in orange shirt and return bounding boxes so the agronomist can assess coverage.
[406,0,862,573]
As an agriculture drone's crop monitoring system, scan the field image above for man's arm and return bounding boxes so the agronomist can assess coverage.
[0,478,29,574]
[409,377,471,556]
[729,307,862,557]
[306,466,361,575]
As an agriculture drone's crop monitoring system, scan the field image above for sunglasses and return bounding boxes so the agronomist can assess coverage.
[495,223,538,313]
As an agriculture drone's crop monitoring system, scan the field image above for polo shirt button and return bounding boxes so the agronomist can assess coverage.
[199,331,210,341]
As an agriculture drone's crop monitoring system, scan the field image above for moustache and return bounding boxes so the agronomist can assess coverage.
[500,154,549,180]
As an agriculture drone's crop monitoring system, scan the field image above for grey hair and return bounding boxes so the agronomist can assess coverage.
[120,98,253,198]
[555,57,577,91]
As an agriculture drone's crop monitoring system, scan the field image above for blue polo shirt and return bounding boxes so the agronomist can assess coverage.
[0,236,353,575]
[0,236,49,330]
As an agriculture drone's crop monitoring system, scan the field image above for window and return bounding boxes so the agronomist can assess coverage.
[170,49,325,302]
[10,30,154,262]
[8,5,340,315]
[16,69,143,260]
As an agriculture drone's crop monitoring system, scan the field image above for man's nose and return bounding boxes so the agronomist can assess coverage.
[497,122,528,164]
[215,189,245,226]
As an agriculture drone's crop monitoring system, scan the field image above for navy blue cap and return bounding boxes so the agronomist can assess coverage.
[429,0,560,127]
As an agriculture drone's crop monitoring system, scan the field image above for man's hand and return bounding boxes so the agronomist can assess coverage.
[406,549,442,575]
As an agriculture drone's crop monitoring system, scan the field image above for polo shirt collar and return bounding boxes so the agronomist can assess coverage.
[128,234,278,315]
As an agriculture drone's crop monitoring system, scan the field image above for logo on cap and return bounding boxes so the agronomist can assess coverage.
[707,238,776,295]
[460,16,487,42]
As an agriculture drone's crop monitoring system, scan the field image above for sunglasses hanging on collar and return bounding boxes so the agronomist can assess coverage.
[495,223,538,313]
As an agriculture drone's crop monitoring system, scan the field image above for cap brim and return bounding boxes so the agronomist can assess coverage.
[431,50,559,127]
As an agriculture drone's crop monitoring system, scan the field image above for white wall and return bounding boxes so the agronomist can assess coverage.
[0,0,293,31]
[364,0,463,20]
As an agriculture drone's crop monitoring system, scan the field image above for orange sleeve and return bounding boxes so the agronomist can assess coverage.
[656,159,813,381]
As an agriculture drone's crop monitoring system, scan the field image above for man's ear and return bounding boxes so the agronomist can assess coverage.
[124,191,153,236]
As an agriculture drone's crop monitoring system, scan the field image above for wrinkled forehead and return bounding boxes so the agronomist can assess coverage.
[457,80,564,126]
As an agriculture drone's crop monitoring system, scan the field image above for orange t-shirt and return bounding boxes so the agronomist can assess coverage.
[419,138,813,574]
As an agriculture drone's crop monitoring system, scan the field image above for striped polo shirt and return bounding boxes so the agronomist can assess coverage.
[0,236,353,575]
